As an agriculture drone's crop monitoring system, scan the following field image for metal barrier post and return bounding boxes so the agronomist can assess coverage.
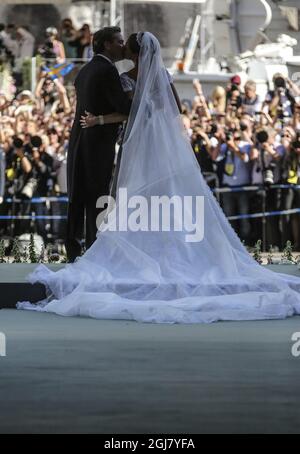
[9,193,17,238]
[261,188,267,252]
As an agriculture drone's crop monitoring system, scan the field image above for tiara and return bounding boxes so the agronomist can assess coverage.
[136,31,144,46]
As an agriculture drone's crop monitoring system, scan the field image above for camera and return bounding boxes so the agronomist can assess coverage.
[274,76,286,90]
[30,135,42,149]
[37,39,56,60]
[13,137,24,149]
[225,129,235,141]
[263,168,275,185]
[210,123,218,135]
[20,177,38,199]
[256,130,269,144]
[230,84,239,92]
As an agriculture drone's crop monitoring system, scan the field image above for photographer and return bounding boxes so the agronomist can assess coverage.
[226,76,242,117]
[9,137,32,188]
[265,73,299,126]
[51,145,67,246]
[59,19,77,59]
[226,74,242,96]
[251,128,285,184]
[226,85,242,119]
[28,135,55,245]
[5,136,32,237]
[191,118,219,188]
[250,128,284,248]
[218,129,252,242]
[280,138,300,250]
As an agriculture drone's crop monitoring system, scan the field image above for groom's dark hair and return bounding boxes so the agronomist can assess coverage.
[93,27,121,54]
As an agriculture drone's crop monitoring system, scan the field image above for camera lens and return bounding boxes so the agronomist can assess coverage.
[264,169,274,185]
[31,135,42,148]
[13,137,23,148]
[274,77,286,89]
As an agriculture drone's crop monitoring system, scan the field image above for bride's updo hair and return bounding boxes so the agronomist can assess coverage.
[127,33,144,55]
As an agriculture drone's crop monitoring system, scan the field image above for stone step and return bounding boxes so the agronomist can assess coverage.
[0,263,64,309]
[0,263,299,309]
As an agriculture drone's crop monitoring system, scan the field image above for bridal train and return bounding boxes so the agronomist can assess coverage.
[17,32,300,323]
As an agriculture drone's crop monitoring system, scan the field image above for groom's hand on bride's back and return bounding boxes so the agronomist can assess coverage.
[80,111,98,128]
[106,65,132,115]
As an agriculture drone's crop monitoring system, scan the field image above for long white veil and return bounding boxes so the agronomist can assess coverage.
[18,32,300,323]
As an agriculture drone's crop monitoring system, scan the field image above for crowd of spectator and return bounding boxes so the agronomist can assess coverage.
[184,74,300,250]
[0,68,74,251]
[1,19,300,252]
[0,19,93,252]
[0,19,93,62]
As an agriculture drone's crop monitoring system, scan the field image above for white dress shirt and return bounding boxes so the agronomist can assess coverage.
[95,54,114,65]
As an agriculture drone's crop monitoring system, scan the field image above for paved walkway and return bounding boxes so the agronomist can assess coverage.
[1,309,300,433]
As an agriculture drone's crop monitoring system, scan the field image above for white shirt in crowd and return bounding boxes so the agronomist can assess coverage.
[16,27,35,58]
[241,94,262,117]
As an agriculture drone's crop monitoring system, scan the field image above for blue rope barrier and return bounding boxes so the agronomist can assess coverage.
[1,186,299,222]
[0,208,299,222]
[213,184,300,193]
[213,185,260,193]
[2,184,300,203]
[0,215,67,220]
[4,196,68,203]
[228,208,300,221]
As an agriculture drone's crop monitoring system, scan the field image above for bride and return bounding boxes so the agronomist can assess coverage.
[18,32,300,323]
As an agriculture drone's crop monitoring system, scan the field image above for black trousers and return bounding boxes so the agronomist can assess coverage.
[65,138,116,262]
[65,197,100,261]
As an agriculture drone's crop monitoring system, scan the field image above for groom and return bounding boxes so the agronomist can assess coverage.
[66,27,131,262]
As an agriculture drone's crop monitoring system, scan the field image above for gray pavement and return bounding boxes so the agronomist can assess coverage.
[1,309,300,433]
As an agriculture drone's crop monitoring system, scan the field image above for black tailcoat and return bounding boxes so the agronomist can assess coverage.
[66,56,131,260]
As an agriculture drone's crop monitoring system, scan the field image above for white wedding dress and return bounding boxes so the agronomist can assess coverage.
[18,32,300,323]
